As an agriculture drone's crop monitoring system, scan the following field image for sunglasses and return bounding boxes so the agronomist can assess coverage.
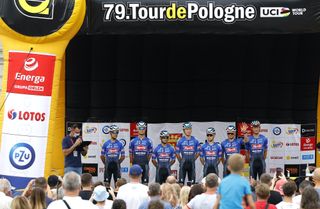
[227,133,235,135]
[207,134,214,137]
[161,137,169,139]
[111,131,119,134]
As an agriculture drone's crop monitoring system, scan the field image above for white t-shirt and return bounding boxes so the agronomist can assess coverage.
[276,201,299,209]
[292,195,301,206]
[187,193,217,209]
[47,196,97,209]
[0,192,13,209]
[116,183,149,209]
[96,200,113,209]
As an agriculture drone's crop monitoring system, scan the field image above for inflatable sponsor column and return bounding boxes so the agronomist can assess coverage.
[0,0,86,188]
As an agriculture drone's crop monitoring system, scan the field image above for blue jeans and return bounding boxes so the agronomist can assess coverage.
[64,167,82,175]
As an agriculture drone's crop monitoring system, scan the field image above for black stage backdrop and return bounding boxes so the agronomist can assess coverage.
[66,34,320,124]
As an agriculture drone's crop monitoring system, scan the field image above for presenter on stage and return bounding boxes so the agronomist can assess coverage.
[176,122,200,184]
[245,120,268,180]
[129,121,153,184]
[200,127,222,177]
[101,125,125,184]
[62,124,88,175]
[152,130,176,184]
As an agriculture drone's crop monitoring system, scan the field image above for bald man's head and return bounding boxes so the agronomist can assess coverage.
[166,175,177,184]
[313,168,320,182]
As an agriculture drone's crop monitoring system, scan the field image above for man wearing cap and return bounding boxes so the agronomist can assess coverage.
[176,122,200,184]
[152,130,176,184]
[0,178,13,209]
[117,165,149,209]
[92,185,113,209]
[101,125,125,185]
[200,127,222,177]
[221,125,247,177]
[129,121,153,184]
[245,120,268,180]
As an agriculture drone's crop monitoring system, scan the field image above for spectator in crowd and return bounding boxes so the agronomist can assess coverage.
[166,176,177,184]
[171,183,181,200]
[47,172,97,209]
[22,177,53,206]
[274,178,287,197]
[247,183,276,209]
[213,153,255,209]
[48,175,62,200]
[30,187,46,209]
[179,186,191,208]
[139,183,172,209]
[300,186,320,209]
[292,180,313,206]
[148,201,164,209]
[80,173,93,200]
[112,199,126,209]
[187,184,204,203]
[161,183,179,208]
[11,196,31,209]
[0,178,13,209]
[114,178,127,197]
[116,165,148,209]
[313,168,320,197]
[260,173,282,205]
[276,181,299,209]
[92,185,113,209]
[185,173,218,209]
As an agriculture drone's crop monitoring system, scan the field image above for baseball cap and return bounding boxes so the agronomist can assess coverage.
[93,185,109,202]
[129,164,143,176]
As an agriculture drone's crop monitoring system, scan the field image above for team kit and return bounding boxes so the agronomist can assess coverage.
[93,120,268,184]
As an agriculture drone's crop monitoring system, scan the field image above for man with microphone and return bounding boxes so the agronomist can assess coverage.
[62,124,88,174]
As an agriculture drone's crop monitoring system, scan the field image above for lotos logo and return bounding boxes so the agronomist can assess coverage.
[7,109,45,121]
[84,126,97,134]
[9,143,36,170]
[286,143,299,147]
[14,0,54,20]
[24,58,39,72]
[286,127,299,135]
[8,109,17,120]
[271,140,283,148]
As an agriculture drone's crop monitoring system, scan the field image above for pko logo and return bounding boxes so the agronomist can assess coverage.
[9,143,36,169]
[302,154,314,160]
[260,7,290,18]
[14,0,55,20]
[7,109,46,122]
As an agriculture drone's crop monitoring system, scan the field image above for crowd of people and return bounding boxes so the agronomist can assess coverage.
[1,153,320,209]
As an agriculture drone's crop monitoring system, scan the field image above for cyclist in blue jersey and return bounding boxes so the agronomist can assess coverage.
[200,127,222,177]
[176,122,200,184]
[152,130,176,184]
[245,120,268,180]
[221,125,247,177]
[101,125,125,184]
[129,121,153,184]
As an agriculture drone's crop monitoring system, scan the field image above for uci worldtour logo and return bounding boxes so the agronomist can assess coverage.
[9,143,36,170]
[14,0,55,20]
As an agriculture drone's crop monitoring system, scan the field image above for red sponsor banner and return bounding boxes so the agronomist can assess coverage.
[7,51,56,96]
[301,137,316,151]
[130,122,138,138]
[168,133,182,147]
[237,122,252,137]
